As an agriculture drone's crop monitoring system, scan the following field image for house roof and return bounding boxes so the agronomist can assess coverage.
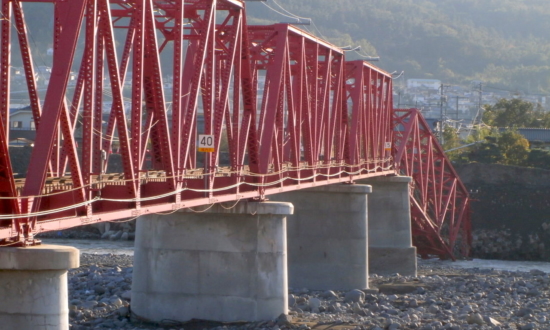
[517,128,550,143]
[9,137,33,145]
[500,128,550,143]
[10,105,32,116]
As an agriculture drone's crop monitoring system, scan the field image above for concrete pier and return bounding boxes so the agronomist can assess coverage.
[359,176,417,276]
[271,184,371,290]
[0,245,80,330]
[131,201,293,323]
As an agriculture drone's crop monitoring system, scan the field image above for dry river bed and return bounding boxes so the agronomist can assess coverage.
[69,254,550,330]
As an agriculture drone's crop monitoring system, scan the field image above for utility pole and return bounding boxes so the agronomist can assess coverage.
[456,96,459,121]
[477,82,483,125]
[439,83,449,145]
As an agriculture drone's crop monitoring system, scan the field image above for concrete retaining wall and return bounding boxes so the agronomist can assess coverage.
[455,163,550,260]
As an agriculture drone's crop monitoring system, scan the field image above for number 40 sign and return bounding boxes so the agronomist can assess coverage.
[198,134,215,152]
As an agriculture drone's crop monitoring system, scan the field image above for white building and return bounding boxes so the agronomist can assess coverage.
[407,79,441,90]
[9,106,34,130]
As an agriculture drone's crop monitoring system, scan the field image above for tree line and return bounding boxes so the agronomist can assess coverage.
[444,99,550,169]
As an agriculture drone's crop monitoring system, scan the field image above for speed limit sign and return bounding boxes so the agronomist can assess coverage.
[198,134,215,152]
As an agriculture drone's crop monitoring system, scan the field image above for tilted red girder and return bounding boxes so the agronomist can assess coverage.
[393,109,472,260]
[0,0,397,245]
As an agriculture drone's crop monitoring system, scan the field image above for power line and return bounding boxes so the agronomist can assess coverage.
[257,1,383,60]
[261,1,307,23]
[270,0,309,20]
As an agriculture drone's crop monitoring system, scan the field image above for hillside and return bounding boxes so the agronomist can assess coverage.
[11,0,550,95]
[246,0,550,94]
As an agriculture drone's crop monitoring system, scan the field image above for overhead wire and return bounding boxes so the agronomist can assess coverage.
[2,154,395,200]
[391,71,405,80]
[153,208,181,216]
[0,197,99,220]
[353,50,378,59]
[261,0,379,59]
[0,160,394,219]
[266,0,380,62]
[261,2,304,22]
[108,215,141,223]
[270,0,310,21]
[219,196,243,210]
[261,0,330,41]
[1,155,394,199]
[187,203,216,213]
[0,7,22,35]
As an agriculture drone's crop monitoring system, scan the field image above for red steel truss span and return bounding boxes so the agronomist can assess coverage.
[0,0,470,259]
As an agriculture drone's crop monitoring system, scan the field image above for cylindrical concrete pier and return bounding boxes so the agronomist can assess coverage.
[132,201,293,323]
[271,184,372,291]
[0,244,80,330]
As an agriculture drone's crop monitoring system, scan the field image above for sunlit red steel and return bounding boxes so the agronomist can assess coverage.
[0,0,470,259]
[345,60,394,176]
[0,0,397,245]
[393,109,472,260]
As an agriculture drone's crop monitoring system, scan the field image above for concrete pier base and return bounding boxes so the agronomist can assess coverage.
[358,176,417,276]
[271,184,371,290]
[0,245,80,330]
[131,201,293,323]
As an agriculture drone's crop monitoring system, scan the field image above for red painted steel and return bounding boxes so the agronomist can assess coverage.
[0,0,470,259]
[0,0,394,245]
[393,109,472,260]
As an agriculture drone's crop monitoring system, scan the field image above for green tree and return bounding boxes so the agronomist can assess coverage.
[441,125,462,160]
[482,98,550,128]
[483,98,536,127]
[466,141,503,164]
[497,130,530,165]
[464,126,496,144]
[461,129,530,166]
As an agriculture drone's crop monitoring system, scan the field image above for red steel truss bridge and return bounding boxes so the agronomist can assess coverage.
[0,0,471,259]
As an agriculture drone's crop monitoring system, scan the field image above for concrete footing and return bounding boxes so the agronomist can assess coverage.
[369,247,417,276]
[0,245,80,330]
[358,176,417,276]
[131,201,293,323]
[271,184,371,290]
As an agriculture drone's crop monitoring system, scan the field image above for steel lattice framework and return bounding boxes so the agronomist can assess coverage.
[394,109,472,260]
[0,0,470,260]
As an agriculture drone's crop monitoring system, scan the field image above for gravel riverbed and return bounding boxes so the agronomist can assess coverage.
[69,254,550,330]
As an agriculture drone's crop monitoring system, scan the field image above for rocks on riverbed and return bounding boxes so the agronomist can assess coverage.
[96,222,136,241]
[69,254,550,330]
[69,254,134,330]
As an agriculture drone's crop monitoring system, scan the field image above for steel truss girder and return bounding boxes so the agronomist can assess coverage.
[345,60,394,177]
[393,108,472,260]
[0,0,396,244]
[0,0,470,261]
